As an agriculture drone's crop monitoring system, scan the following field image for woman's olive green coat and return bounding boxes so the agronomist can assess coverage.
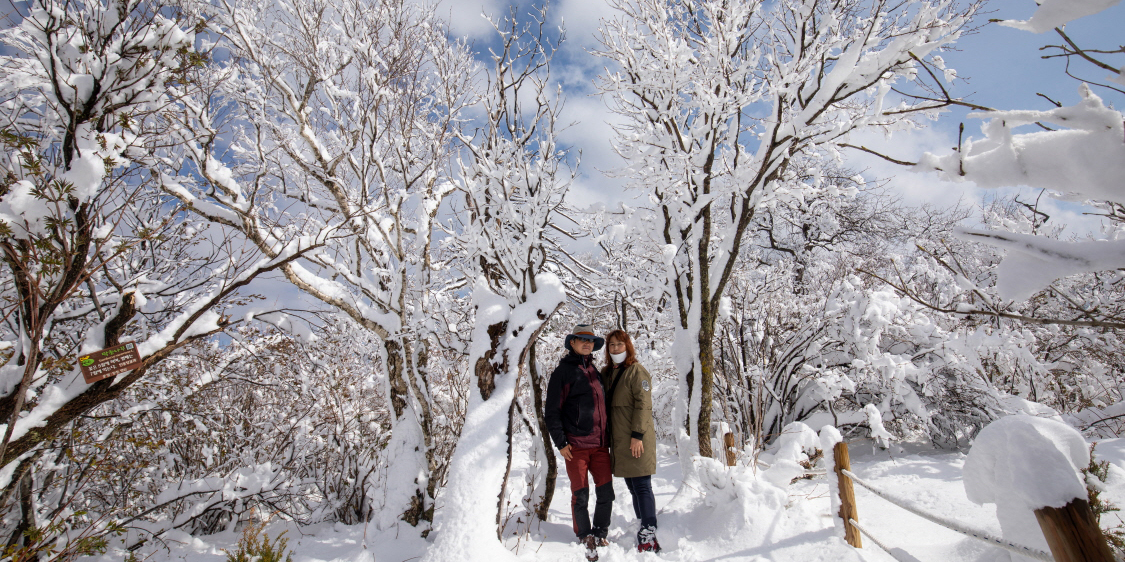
[602,362,656,478]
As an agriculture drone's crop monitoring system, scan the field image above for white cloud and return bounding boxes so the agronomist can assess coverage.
[558,92,633,204]
[548,1,636,207]
[429,0,505,41]
[844,127,978,209]
[554,0,617,51]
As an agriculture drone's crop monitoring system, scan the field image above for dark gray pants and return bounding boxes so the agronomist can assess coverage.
[625,475,658,528]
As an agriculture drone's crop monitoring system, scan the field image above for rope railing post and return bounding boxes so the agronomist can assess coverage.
[841,468,1054,562]
[834,442,862,548]
[1035,498,1114,562]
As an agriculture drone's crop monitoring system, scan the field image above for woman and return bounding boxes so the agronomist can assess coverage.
[545,323,614,561]
[602,329,661,553]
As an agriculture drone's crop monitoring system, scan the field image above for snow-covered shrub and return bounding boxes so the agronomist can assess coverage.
[0,518,120,562]
[704,173,1125,450]
[881,197,1125,434]
[5,318,469,552]
[223,521,292,562]
[759,422,821,489]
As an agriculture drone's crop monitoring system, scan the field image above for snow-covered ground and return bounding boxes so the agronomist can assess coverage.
[89,439,1125,562]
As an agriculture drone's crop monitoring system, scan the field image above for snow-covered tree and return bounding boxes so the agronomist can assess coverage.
[594,0,980,462]
[0,0,322,549]
[425,8,579,559]
[871,197,1125,423]
[20,318,427,551]
[907,0,1125,304]
[160,0,478,530]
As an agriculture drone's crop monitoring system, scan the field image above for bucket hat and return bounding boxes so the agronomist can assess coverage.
[564,323,605,352]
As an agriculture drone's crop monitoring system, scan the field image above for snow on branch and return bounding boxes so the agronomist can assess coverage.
[957,228,1125,301]
[917,85,1125,206]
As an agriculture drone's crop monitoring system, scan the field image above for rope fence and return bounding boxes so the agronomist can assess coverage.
[846,518,914,562]
[828,439,1116,562]
[839,468,1054,562]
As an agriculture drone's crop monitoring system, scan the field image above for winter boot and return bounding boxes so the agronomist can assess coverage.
[583,534,600,561]
[590,528,610,547]
[637,525,661,553]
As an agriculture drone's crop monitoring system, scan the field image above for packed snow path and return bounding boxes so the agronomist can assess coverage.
[84,440,1125,561]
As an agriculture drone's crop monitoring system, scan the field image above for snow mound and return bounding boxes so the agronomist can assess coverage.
[673,455,850,556]
[760,422,821,489]
[963,415,1089,556]
[964,415,1087,511]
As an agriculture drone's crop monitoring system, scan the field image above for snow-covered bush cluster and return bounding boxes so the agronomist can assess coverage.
[6,320,468,551]
[0,0,1121,557]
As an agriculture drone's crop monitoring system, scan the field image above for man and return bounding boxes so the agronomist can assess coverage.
[545,323,613,561]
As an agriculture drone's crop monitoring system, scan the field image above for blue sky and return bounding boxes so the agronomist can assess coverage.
[4,0,1117,227]
[2,0,1118,326]
[435,0,1124,234]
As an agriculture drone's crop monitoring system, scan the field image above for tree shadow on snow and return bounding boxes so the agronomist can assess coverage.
[856,453,966,484]
[707,528,858,561]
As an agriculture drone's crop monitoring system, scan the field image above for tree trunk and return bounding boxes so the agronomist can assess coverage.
[475,322,509,400]
[385,339,433,527]
[696,307,717,458]
[384,340,409,419]
[497,397,519,538]
[411,340,441,524]
[528,342,556,521]
[3,462,35,549]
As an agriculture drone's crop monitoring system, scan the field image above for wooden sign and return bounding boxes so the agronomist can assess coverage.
[78,342,142,384]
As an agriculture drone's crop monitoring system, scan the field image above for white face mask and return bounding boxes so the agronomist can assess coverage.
[610,352,627,365]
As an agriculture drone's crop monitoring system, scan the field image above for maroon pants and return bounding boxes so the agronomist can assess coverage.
[564,446,614,538]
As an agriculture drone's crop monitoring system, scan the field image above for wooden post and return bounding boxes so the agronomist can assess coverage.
[723,432,737,467]
[1035,498,1114,562]
[834,442,862,548]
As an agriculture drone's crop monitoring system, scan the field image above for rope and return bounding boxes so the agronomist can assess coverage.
[840,469,1054,562]
[848,518,914,562]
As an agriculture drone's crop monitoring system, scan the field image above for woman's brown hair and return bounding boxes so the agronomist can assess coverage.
[603,329,638,369]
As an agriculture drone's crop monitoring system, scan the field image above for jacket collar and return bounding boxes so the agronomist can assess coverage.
[562,350,594,367]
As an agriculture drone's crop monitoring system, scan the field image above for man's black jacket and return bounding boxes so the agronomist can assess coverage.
[544,350,607,450]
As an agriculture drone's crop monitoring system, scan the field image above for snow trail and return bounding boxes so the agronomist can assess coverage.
[82,439,1125,562]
